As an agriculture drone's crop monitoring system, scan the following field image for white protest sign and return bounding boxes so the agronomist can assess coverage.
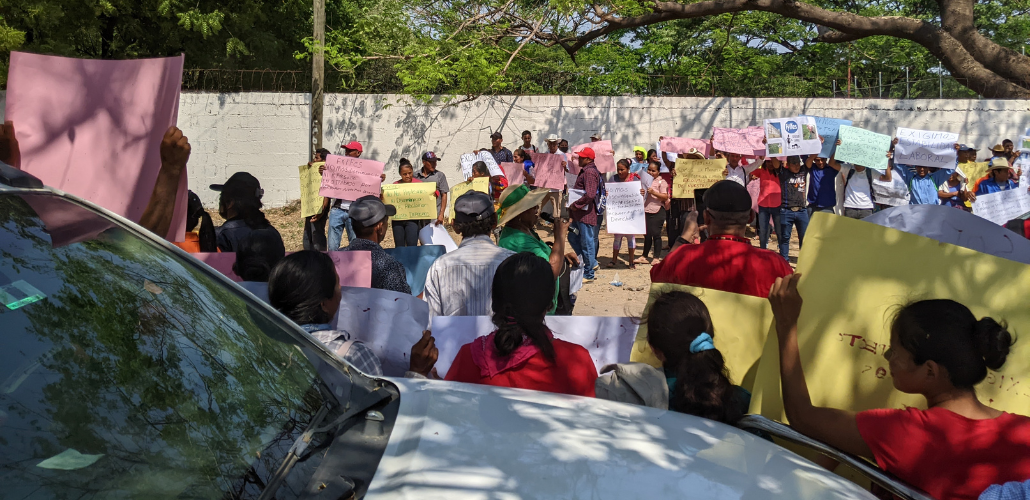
[1020,137,1030,153]
[972,189,1030,225]
[764,116,821,156]
[333,287,430,377]
[894,127,959,168]
[460,153,477,180]
[429,316,640,377]
[604,180,646,234]
[872,169,910,208]
[476,150,505,177]
[418,223,458,252]
[567,189,585,208]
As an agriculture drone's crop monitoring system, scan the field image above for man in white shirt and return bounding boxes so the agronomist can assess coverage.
[721,152,764,186]
[540,134,567,217]
[423,191,515,316]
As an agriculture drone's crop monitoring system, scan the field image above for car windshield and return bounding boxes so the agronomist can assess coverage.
[0,192,349,498]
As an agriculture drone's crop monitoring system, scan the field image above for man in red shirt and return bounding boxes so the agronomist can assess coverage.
[651,180,792,297]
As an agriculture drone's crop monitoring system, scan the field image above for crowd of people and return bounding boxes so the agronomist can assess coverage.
[9,118,1027,500]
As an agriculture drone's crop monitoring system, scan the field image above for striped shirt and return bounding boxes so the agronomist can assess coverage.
[300,323,383,376]
[423,234,515,317]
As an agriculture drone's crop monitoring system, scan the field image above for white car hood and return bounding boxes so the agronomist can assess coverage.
[366,378,875,500]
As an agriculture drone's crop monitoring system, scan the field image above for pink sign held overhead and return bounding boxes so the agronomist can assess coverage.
[500,162,526,185]
[528,153,567,190]
[319,154,384,201]
[712,127,766,156]
[195,251,373,287]
[571,140,617,174]
[5,51,188,242]
[659,137,711,157]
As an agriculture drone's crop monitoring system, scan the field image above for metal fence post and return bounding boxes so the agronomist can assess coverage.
[833,79,837,97]
[905,67,910,99]
[878,72,882,98]
[854,76,859,98]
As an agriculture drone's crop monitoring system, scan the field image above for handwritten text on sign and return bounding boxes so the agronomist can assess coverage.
[298,162,325,218]
[972,189,1030,225]
[605,180,646,234]
[835,125,892,171]
[712,127,765,156]
[382,182,437,220]
[673,158,727,198]
[319,154,385,201]
[894,127,959,168]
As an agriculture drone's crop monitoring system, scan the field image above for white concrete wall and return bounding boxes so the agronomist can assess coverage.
[5,91,1028,207]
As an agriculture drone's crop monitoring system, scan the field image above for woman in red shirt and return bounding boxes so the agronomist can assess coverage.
[445,252,597,396]
[769,274,1030,500]
[750,158,782,251]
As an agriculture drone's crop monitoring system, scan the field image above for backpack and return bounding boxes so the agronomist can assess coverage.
[845,166,877,204]
[595,172,608,216]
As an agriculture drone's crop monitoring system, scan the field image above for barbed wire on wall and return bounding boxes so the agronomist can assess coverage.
[178,67,998,99]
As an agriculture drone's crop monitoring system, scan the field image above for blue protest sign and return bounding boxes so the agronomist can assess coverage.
[384,245,447,295]
[801,115,853,158]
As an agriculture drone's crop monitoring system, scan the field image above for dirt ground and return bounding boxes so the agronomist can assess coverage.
[229,200,800,318]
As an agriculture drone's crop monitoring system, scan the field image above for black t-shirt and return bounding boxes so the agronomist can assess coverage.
[779,166,809,208]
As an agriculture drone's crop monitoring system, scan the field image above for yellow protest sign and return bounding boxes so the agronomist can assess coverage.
[382,182,437,221]
[672,158,727,198]
[298,162,325,218]
[630,283,773,392]
[749,213,1030,421]
[448,177,489,222]
[961,161,991,186]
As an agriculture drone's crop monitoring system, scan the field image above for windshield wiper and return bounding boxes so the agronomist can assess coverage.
[257,388,391,500]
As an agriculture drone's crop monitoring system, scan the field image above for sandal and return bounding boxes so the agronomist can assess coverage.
[606,261,617,268]
[633,257,648,265]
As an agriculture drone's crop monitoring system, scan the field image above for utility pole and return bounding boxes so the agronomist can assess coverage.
[310,0,325,159]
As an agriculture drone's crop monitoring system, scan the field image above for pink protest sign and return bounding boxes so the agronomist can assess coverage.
[195,251,373,287]
[712,127,766,156]
[571,140,617,174]
[528,153,567,190]
[319,154,384,201]
[6,52,188,242]
[500,162,525,185]
[659,137,711,157]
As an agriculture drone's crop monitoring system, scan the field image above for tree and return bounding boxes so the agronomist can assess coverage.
[313,0,1030,98]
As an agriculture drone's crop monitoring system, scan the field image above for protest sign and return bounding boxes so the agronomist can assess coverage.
[973,189,1030,225]
[476,150,505,177]
[835,125,892,171]
[672,158,727,198]
[871,169,910,208]
[962,161,991,187]
[567,189,585,208]
[528,152,568,190]
[800,116,852,158]
[319,155,384,201]
[430,316,639,377]
[711,127,766,156]
[864,204,1030,265]
[6,52,188,242]
[749,213,1030,420]
[384,245,447,295]
[460,153,477,180]
[630,283,773,391]
[298,162,325,218]
[764,116,821,156]
[334,287,430,377]
[1021,137,1030,152]
[604,181,645,235]
[418,223,458,252]
[447,177,489,222]
[381,182,437,221]
[659,137,711,156]
[571,140,617,173]
[894,127,959,168]
[500,162,525,185]
[194,251,372,288]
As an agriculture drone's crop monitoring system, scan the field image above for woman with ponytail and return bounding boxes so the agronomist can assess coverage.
[769,274,1030,500]
[445,253,597,396]
[595,291,749,424]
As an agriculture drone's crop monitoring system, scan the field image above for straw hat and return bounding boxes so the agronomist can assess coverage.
[683,147,706,160]
[988,157,1010,170]
[497,184,550,227]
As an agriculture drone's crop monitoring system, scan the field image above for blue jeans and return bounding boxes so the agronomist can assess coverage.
[569,221,599,279]
[778,208,810,261]
[758,206,780,250]
[327,206,356,251]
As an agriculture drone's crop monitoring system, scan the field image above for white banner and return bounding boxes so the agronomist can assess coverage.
[334,287,430,377]
[894,127,959,168]
[604,180,646,234]
[972,189,1030,225]
[429,316,639,377]
[764,116,821,156]
[476,150,505,177]
[459,153,477,180]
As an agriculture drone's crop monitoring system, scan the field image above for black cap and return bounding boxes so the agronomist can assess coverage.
[489,132,503,140]
[210,172,263,200]
[703,180,753,213]
[349,195,396,228]
[787,156,803,164]
[453,191,495,223]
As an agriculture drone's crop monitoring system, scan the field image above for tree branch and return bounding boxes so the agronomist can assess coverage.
[937,0,1030,85]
